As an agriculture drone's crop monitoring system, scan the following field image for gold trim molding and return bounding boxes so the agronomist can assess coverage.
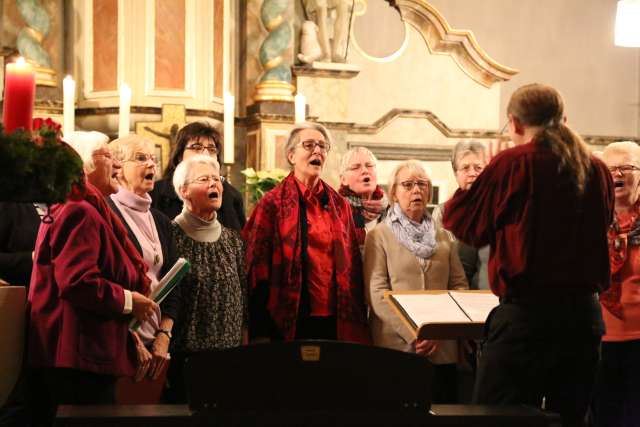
[321,108,639,145]
[388,0,518,88]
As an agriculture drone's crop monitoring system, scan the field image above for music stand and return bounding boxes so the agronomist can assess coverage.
[186,340,433,415]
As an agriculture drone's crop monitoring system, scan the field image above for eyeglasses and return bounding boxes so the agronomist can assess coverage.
[456,164,484,174]
[127,152,158,164]
[188,174,222,185]
[398,180,430,191]
[185,143,218,154]
[500,121,509,134]
[608,165,640,175]
[298,139,331,153]
[347,162,376,172]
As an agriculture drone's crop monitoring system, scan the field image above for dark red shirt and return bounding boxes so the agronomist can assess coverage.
[443,140,614,298]
[295,178,336,316]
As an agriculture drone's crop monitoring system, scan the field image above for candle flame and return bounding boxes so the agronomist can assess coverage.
[16,57,26,66]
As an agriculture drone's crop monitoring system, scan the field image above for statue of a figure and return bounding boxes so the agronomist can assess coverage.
[300,0,354,63]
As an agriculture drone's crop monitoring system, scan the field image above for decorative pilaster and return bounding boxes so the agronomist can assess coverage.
[253,0,294,102]
[16,0,57,87]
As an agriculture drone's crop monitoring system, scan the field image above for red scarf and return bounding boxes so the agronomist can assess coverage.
[242,173,370,343]
[601,206,640,319]
[338,184,386,246]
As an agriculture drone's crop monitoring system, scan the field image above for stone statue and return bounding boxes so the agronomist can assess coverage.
[300,0,354,63]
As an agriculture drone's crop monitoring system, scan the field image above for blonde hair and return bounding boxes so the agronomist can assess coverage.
[388,160,432,203]
[339,146,377,177]
[602,141,640,169]
[507,83,591,194]
[108,134,155,163]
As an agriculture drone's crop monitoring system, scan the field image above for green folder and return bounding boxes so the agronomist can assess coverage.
[129,257,191,331]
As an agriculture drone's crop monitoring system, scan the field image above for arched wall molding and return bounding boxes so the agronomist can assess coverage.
[318,108,640,146]
[386,0,518,88]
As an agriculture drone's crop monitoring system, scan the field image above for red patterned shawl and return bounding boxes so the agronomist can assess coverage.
[242,173,370,343]
[601,206,640,319]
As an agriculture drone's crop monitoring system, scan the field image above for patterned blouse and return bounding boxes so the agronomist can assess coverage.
[170,222,247,353]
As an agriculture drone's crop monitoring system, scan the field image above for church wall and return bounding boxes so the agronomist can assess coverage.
[427,0,640,137]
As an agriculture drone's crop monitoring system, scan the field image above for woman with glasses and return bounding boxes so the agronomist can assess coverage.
[364,160,468,403]
[442,84,614,426]
[242,122,369,343]
[150,121,246,231]
[592,141,640,427]
[28,132,158,425]
[107,135,180,401]
[338,147,388,251]
[162,154,247,403]
[432,141,489,290]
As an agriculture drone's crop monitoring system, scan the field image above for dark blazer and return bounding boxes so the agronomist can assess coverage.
[150,178,246,232]
[106,197,181,320]
[0,202,41,286]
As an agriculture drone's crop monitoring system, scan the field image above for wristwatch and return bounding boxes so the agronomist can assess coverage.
[156,328,172,339]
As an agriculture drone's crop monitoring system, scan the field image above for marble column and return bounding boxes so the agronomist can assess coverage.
[253,0,294,102]
[16,0,57,87]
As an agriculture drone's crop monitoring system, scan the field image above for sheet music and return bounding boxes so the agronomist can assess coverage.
[392,293,471,326]
[448,291,499,322]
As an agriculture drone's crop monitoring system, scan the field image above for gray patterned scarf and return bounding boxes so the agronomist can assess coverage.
[384,202,437,259]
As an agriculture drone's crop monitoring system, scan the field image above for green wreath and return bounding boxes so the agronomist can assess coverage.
[0,120,84,204]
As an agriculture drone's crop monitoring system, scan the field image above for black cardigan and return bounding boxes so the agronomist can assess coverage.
[150,178,246,232]
[106,197,181,321]
[0,202,41,286]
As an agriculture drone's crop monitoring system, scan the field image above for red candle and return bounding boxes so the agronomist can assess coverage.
[2,57,36,134]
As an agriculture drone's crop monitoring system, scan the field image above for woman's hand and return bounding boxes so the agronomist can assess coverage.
[149,333,170,380]
[131,331,152,382]
[415,339,439,357]
[131,292,158,324]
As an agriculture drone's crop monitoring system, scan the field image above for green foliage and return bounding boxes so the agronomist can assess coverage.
[0,124,84,203]
[241,167,288,203]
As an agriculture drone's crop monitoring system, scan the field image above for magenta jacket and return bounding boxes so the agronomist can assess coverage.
[28,200,142,377]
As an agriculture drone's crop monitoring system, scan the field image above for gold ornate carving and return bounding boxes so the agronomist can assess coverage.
[391,0,518,87]
[254,81,295,102]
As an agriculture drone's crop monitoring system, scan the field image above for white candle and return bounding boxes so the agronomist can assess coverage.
[294,93,306,124]
[62,75,75,137]
[223,92,235,164]
[118,83,131,138]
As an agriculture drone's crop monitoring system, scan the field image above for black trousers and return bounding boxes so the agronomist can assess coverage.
[592,339,640,427]
[28,368,115,427]
[473,295,603,427]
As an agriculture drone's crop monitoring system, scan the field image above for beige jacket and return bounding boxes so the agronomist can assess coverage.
[364,222,468,364]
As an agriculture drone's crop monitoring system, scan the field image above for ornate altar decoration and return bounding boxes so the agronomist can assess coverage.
[0,119,83,204]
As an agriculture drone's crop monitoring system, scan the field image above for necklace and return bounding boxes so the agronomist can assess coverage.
[139,214,161,266]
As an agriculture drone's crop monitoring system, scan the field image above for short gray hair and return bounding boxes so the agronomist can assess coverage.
[108,134,156,163]
[451,140,486,171]
[284,122,332,167]
[172,154,220,202]
[602,141,640,169]
[339,146,377,177]
[388,160,432,203]
[64,131,110,173]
